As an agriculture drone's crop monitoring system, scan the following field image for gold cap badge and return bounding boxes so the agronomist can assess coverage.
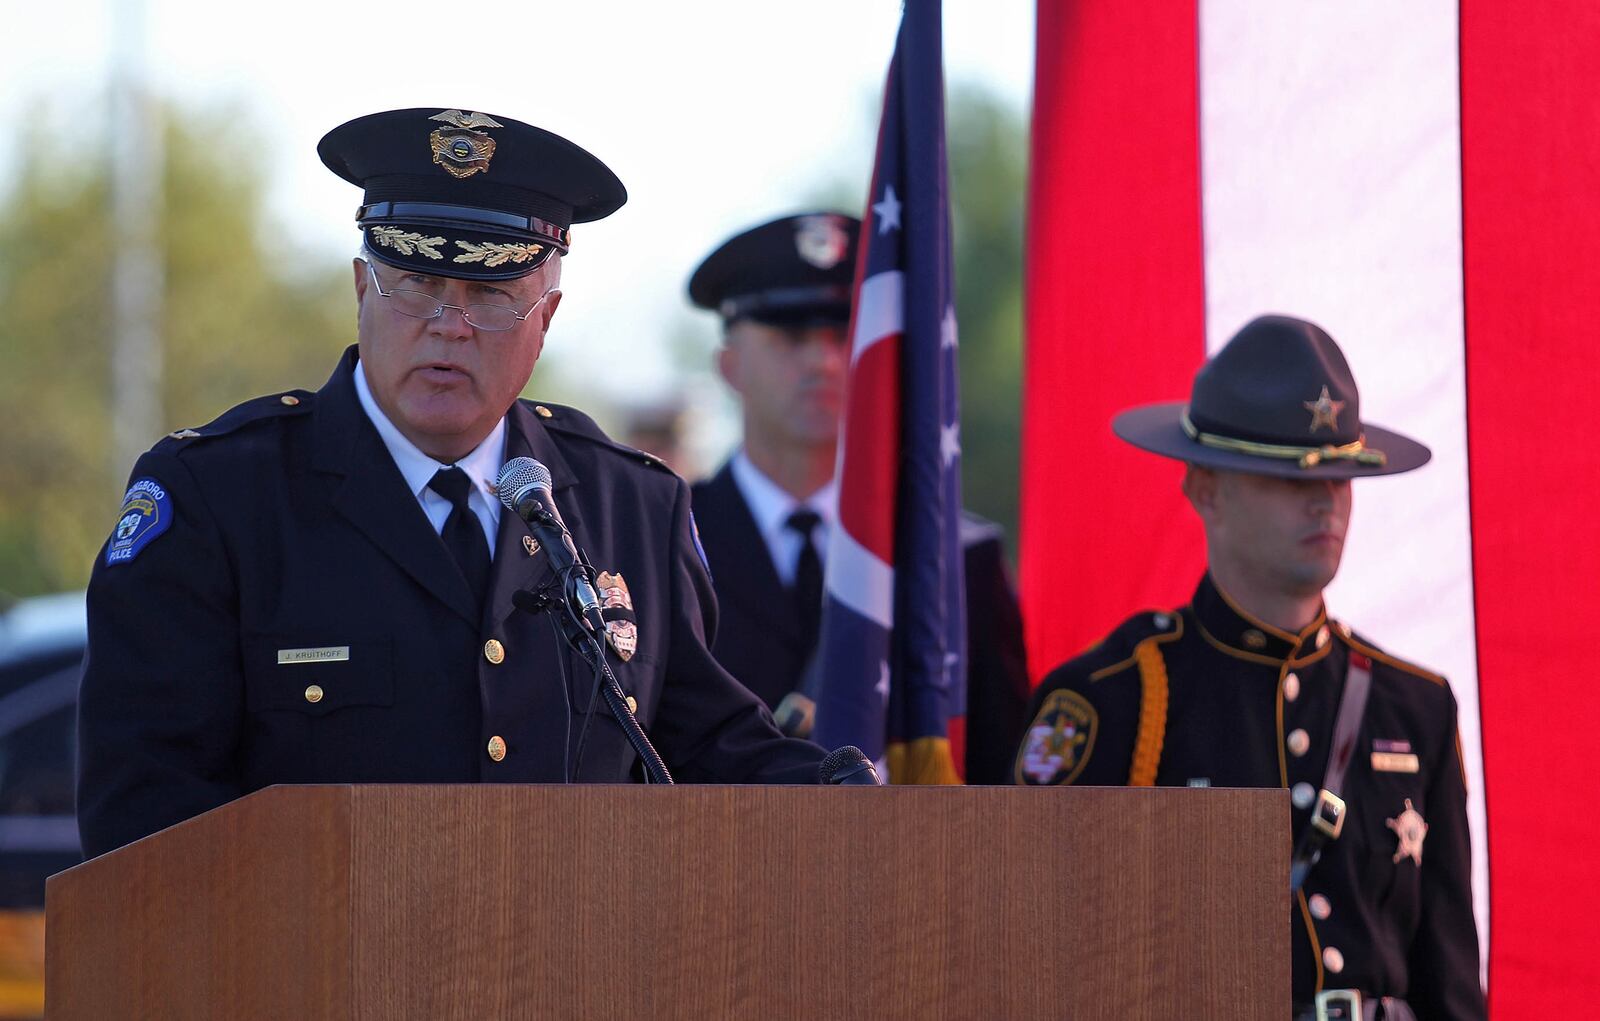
[428,110,502,179]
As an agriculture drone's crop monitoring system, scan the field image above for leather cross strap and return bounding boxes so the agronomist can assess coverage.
[1289,651,1373,893]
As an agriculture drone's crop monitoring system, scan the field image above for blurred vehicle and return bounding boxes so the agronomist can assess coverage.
[0,592,86,1018]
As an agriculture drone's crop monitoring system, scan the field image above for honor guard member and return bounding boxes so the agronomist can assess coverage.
[1015,316,1484,1020]
[77,108,829,859]
[688,213,1031,783]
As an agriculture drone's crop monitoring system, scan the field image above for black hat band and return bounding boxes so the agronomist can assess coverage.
[719,284,852,321]
[1180,411,1387,470]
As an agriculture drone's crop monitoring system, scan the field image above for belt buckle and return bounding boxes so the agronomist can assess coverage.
[1315,988,1363,1021]
[1312,789,1347,840]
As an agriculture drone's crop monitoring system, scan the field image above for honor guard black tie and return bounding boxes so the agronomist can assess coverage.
[786,508,824,654]
[429,467,491,611]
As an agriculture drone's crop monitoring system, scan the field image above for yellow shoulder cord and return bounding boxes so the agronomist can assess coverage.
[1128,638,1170,786]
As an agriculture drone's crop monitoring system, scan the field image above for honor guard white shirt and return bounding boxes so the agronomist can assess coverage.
[354,358,503,555]
[729,450,837,586]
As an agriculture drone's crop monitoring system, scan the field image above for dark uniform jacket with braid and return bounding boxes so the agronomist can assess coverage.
[77,347,825,859]
[1015,575,1484,1021]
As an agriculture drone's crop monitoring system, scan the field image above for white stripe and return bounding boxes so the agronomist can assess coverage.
[824,524,895,630]
[851,270,904,365]
[1200,0,1487,977]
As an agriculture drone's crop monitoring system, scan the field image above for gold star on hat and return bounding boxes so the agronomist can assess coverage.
[1303,385,1346,433]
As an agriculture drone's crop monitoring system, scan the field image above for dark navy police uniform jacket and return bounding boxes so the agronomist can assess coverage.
[1015,575,1485,1021]
[78,348,826,859]
[691,461,1031,785]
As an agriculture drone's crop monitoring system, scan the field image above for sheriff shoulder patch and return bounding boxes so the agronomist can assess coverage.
[105,477,173,566]
[1015,688,1099,786]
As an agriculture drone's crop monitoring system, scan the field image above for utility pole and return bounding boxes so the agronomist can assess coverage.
[108,0,164,490]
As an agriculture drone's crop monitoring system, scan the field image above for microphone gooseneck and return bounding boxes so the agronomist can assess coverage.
[497,456,673,786]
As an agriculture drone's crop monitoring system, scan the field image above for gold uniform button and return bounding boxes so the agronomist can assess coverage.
[280,394,300,406]
[487,736,507,762]
[1322,946,1345,974]
[1242,629,1267,650]
[625,695,638,715]
[1316,626,1330,649]
[1287,728,1311,757]
[1291,782,1316,810]
[535,405,554,418]
[484,639,506,665]
[304,684,324,704]
[1309,894,1332,920]
[1283,672,1301,702]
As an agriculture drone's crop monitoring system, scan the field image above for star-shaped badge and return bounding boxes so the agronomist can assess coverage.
[1387,798,1428,866]
[1303,385,1346,433]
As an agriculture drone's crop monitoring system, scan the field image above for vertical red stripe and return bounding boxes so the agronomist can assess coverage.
[1461,1,1600,1010]
[1021,1,1206,680]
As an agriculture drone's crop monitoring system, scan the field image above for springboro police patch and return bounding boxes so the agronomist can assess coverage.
[105,478,173,566]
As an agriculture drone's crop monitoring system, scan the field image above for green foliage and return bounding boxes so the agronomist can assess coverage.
[946,84,1026,552]
[0,104,355,599]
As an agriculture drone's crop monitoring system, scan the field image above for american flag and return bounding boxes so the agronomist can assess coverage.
[811,0,966,784]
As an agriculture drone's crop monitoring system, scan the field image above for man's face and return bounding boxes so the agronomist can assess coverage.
[1185,466,1353,598]
[717,319,848,450]
[354,257,561,461]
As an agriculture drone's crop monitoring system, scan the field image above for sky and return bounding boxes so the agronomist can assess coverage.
[2,0,1034,451]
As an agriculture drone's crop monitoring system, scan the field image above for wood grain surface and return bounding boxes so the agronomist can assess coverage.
[47,784,1287,1019]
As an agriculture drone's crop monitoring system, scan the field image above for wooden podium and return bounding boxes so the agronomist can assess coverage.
[46,785,1287,1019]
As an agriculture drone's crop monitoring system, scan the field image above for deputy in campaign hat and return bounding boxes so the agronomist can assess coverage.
[688,212,859,326]
[318,107,628,280]
[1110,314,1431,477]
[1015,313,1484,1017]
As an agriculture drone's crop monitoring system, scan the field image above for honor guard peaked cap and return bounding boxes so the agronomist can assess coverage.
[319,107,627,280]
[689,213,860,327]
[1112,314,1432,479]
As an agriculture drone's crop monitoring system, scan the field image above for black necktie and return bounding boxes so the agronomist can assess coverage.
[786,509,824,654]
[429,467,491,611]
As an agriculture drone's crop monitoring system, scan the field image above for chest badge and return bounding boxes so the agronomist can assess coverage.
[595,571,638,662]
[1016,689,1097,785]
[1387,798,1429,866]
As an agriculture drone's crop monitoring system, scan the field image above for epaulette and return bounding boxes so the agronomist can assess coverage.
[526,399,679,475]
[1332,622,1447,686]
[154,389,314,451]
[1047,608,1181,684]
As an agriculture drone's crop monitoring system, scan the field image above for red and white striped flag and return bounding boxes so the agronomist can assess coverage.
[1021,2,1600,1013]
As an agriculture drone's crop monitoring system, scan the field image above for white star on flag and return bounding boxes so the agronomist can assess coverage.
[873,185,903,234]
[941,305,959,349]
[876,660,891,701]
[940,422,961,467]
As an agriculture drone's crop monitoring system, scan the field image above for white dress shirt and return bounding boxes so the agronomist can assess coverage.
[728,450,836,586]
[354,359,504,555]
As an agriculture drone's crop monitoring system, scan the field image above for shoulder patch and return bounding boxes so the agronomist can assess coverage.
[1014,688,1099,785]
[105,478,173,566]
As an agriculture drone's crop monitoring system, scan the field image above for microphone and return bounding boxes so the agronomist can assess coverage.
[496,457,604,632]
[819,746,883,786]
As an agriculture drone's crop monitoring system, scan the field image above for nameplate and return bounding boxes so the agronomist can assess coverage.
[1371,751,1419,774]
[277,646,350,664]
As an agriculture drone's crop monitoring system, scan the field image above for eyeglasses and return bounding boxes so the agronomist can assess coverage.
[363,261,559,332]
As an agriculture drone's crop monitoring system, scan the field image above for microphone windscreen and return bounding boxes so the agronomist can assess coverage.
[495,457,552,512]
[819,745,882,786]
